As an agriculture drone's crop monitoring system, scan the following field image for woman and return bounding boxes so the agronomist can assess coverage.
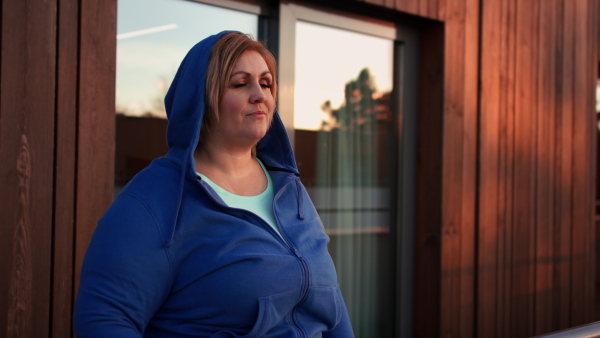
[73,31,353,337]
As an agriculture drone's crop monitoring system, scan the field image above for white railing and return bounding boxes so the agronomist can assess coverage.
[534,322,600,338]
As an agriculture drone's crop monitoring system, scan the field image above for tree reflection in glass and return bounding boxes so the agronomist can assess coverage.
[293,21,396,338]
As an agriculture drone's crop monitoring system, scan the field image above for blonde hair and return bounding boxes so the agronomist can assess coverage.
[202,32,277,140]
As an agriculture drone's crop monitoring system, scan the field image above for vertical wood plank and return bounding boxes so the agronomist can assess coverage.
[395,0,419,16]
[460,0,479,336]
[422,0,440,19]
[0,0,56,336]
[571,0,596,326]
[555,0,574,329]
[440,0,478,335]
[512,0,538,336]
[74,0,117,296]
[534,0,557,335]
[52,0,79,335]
[419,0,429,18]
[478,0,502,336]
[591,0,600,323]
[438,0,447,21]
[497,0,517,335]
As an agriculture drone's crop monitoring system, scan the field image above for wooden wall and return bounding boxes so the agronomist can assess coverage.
[477,0,598,337]
[360,0,599,337]
[0,0,116,337]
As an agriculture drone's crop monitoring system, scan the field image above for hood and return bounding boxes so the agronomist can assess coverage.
[161,31,298,246]
[164,30,298,177]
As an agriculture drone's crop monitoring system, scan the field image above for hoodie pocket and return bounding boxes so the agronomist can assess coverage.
[211,289,300,338]
[296,286,343,331]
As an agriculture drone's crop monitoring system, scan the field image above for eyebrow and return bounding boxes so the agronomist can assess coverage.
[229,70,272,78]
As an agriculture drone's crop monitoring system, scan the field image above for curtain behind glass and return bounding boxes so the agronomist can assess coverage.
[293,21,396,337]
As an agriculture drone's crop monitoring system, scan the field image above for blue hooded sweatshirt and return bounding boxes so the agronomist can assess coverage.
[73,31,354,337]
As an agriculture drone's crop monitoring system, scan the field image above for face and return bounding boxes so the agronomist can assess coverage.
[213,50,275,149]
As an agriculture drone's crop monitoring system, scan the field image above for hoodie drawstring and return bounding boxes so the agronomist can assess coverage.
[295,178,305,220]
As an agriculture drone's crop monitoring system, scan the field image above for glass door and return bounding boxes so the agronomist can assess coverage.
[279,3,419,337]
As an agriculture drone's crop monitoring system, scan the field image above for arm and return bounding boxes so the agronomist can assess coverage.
[73,193,172,337]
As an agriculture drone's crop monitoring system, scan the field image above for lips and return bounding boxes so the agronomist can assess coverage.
[246,111,267,118]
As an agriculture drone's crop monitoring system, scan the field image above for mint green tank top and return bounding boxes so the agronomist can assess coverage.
[197,158,281,237]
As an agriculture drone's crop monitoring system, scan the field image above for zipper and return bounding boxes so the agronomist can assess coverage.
[288,256,309,338]
[197,175,311,337]
[196,175,294,250]
[271,176,310,338]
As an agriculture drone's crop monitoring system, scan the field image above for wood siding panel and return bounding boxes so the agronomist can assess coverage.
[74,0,117,295]
[497,0,517,335]
[556,0,575,330]
[512,1,539,336]
[0,0,115,336]
[362,0,444,21]
[0,0,57,336]
[418,0,433,19]
[52,0,80,336]
[535,0,559,334]
[570,0,597,326]
[478,0,502,335]
[477,0,598,336]
[439,0,479,336]
[461,0,479,335]
[394,0,419,16]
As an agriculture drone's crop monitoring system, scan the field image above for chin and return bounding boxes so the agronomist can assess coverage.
[250,125,269,138]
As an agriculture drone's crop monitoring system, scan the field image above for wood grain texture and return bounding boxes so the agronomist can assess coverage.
[478,0,502,335]
[1,0,56,336]
[556,0,575,329]
[513,1,539,336]
[51,0,80,335]
[439,0,479,336]
[459,0,479,335]
[497,1,517,335]
[7,135,34,338]
[570,0,597,326]
[476,0,597,336]
[394,0,419,16]
[534,0,559,334]
[74,0,117,296]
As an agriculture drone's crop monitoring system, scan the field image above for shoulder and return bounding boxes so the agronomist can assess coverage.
[120,157,182,197]
[104,157,185,244]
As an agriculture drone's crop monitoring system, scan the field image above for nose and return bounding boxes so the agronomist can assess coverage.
[250,83,266,103]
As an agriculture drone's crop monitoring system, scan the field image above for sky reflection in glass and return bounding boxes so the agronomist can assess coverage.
[294,20,394,130]
[116,0,258,117]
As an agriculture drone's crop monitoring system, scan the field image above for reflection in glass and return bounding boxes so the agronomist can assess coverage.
[294,21,396,337]
[115,0,258,194]
[116,0,258,118]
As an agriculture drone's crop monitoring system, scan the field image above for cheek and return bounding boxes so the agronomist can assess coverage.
[218,95,241,117]
[267,99,276,125]
[266,95,275,113]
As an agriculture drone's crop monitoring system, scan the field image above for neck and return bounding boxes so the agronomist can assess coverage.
[194,140,255,177]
